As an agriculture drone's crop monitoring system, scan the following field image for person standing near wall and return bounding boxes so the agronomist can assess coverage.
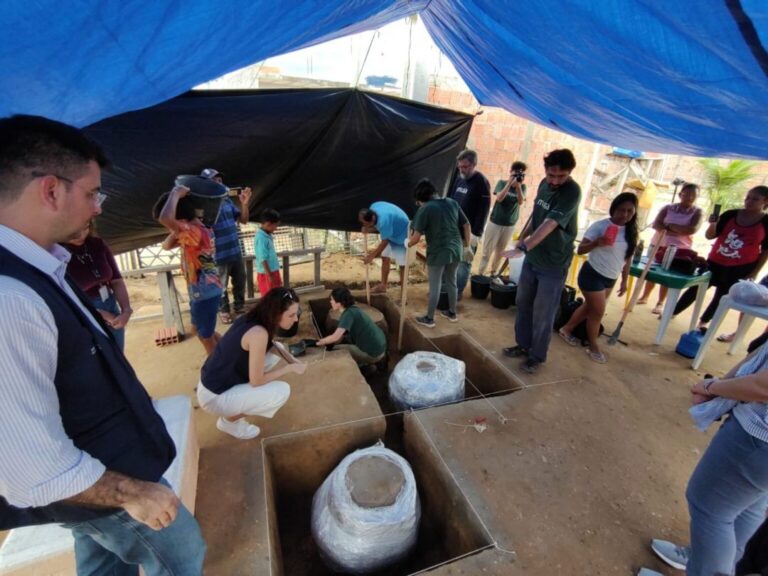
[478,160,527,276]
[201,168,251,325]
[409,178,472,328]
[502,149,581,374]
[448,149,491,249]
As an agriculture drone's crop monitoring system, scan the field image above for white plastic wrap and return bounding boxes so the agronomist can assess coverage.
[729,280,768,307]
[388,351,466,410]
[311,442,420,573]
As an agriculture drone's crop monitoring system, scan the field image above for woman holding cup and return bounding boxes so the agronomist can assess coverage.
[559,193,639,363]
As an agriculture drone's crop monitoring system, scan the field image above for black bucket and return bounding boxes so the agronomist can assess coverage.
[490,281,517,309]
[470,275,491,300]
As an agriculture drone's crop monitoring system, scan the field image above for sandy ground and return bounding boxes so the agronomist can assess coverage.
[3,251,763,574]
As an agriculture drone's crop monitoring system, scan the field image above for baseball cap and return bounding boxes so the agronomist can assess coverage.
[200,168,223,179]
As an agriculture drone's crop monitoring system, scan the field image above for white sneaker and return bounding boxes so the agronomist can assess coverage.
[216,417,261,440]
[651,538,689,570]
[637,569,663,576]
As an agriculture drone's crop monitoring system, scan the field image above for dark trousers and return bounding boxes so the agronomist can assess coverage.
[217,258,246,313]
[674,260,757,323]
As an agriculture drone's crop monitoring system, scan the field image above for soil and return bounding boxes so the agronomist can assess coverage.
[4,250,762,574]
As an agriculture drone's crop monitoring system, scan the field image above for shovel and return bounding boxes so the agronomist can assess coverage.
[608,231,666,345]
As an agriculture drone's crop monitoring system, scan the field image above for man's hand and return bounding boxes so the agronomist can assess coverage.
[363,251,376,265]
[462,246,474,263]
[239,187,252,205]
[110,309,132,329]
[121,481,181,531]
[502,243,525,259]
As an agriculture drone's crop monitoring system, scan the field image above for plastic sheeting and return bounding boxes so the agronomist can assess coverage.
[311,442,420,573]
[389,351,466,410]
[1,1,767,158]
[84,89,472,253]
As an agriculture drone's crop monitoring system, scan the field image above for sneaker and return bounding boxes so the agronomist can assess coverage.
[216,417,261,440]
[521,358,540,374]
[439,310,459,322]
[502,345,528,358]
[637,569,663,576]
[650,539,689,570]
[414,315,436,328]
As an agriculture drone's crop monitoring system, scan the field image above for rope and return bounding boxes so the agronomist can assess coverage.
[354,31,378,87]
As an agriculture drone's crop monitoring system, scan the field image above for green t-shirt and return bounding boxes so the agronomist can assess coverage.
[338,305,387,358]
[412,197,467,266]
[525,178,581,269]
[490,180,527,227]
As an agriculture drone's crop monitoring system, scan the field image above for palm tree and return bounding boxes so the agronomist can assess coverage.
[698,159,757,210]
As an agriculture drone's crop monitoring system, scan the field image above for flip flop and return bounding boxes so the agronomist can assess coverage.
[651,304,663,315]
[717,332,736,343]
[558,329,578,346]
[219,311,233,325]
[585,349,607,364]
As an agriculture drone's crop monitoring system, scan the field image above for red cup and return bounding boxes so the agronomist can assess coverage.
[604,224,619,245]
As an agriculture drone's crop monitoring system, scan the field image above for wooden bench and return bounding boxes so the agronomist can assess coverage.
[0,395,199,576]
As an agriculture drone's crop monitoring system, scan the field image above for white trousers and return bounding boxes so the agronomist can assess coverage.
[197,353,290,418]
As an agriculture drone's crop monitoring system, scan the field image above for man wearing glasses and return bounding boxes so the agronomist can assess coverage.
[0,115,205,574]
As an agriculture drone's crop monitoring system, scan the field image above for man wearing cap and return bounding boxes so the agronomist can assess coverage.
[200,168,251,324]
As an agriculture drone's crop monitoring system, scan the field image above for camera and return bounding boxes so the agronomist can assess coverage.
[514,170,525,183]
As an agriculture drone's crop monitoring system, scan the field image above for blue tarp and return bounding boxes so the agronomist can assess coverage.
[1,1,766,158]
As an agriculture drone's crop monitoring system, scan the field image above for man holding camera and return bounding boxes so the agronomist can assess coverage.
[502,149,581,374]
[478,161,527,276]
[200,168,251,324]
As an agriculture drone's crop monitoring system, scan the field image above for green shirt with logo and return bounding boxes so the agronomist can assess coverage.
[526,178,581,270]
[338,305,387,358]
[413,197,467,266]
[490,180,527,227]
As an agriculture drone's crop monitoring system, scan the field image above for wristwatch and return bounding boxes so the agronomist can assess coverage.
[518,241,528,253]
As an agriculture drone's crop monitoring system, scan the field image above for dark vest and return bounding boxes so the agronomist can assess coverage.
[0,246,175,529]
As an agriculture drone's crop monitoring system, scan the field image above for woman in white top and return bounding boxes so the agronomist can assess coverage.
[637,183,703,314]
[559,193,639,363]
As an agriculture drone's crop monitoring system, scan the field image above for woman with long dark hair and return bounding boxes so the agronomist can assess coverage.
[559,192,638,363]
[197,287,306,439]
[674,185,768,330]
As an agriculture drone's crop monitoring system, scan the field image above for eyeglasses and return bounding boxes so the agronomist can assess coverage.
[30,171,107,208]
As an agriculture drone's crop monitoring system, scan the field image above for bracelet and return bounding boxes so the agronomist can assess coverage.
[703,377,718,394]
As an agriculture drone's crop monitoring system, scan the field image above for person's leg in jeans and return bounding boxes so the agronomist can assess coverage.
[514,260,537,351]
[230,257,246,313]
[685,417,768,576]
[426,264,445,319]
[68,498,206,576]
[217,262,232,315]
[527,264,567,362]
[443,261,459,314]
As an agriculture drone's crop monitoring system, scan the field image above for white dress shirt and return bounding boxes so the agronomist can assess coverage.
[0,225,106,508]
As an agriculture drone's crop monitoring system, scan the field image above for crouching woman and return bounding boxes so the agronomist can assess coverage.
[315,287,387,368]
[197,287,307,439]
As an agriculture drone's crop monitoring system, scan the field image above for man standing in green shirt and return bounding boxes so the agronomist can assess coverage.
[408,179,471,328]
[478,160,527,275]
[502,149,581,374]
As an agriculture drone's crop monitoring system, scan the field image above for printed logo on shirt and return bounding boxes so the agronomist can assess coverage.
[454,184,469,200]
[536,198,551,210]
[717,230,745,260]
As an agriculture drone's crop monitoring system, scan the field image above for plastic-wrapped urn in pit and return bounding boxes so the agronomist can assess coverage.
[388,351,465,410]
[311,442,420,573]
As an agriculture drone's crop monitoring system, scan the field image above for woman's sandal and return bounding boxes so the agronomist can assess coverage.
[219,311,233,325]
[651,303,663,315]
[558,329,578,346]
[585,349,607,364]
[717,332,736,343]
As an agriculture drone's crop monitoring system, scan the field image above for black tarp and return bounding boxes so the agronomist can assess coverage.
[84,89,473,253]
